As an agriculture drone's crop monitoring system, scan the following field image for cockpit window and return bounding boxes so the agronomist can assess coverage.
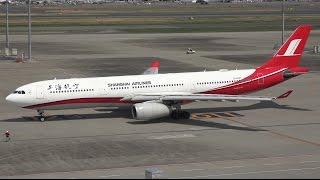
[13,90,25,94]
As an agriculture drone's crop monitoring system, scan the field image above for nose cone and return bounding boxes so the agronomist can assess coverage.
[6,94,15,104]
[6,93,29,108]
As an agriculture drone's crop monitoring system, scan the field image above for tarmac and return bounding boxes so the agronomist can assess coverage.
[0,30,319,178]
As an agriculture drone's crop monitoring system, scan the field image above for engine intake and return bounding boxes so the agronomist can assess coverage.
[132,102,172,120]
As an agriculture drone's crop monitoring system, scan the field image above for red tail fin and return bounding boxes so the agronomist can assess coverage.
[260,25,311,69]
[150,60,160,68]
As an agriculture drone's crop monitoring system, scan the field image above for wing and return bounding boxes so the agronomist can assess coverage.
[142,60,160,75]
[121,90,293,102]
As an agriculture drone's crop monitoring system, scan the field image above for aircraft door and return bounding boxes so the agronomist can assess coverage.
[256,73,265,90]
[189,80,197,93]
[99,83,108,95]
[101,87,108,95]
[257,73,264,85]
[36,86,45,99]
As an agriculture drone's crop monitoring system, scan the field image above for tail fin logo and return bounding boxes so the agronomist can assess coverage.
[279,39,302,57]
[260,25,311,69]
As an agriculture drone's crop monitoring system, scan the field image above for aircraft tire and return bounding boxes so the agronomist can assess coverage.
[171,110,190,119]
[40,117,45,122]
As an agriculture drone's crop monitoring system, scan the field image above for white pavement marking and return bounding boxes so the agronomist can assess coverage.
[175,166,320,179]
[263,163,282,166]
[99,174,121,178]
[149,134,195,140]
[300,161,319,164]
[222,165,245,169]
[183,169,205,172]
[188,127,210,131]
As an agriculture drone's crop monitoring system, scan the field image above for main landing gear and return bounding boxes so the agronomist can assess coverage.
[170,105,191,120]
[37,110,45,122]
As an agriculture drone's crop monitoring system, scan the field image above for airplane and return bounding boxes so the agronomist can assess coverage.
[0,0,11,4]
[192,0,208,4]
[32,0,44,5]
[6,25,311,122]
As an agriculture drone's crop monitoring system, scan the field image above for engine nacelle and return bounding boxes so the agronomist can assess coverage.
[132,102,172,120]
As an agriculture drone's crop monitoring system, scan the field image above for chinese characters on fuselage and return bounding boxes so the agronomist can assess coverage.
[47,83,79,91]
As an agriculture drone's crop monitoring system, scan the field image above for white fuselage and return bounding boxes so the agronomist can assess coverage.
[6,69,255,110]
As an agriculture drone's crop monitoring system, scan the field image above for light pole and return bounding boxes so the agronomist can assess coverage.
[5,0,9,49]
[28,0,31,61]
[282,0,285,45]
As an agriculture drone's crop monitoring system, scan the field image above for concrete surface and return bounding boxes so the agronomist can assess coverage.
[0,30,319,178]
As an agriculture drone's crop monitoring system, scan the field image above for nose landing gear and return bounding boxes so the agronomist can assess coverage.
[37,110,45,122]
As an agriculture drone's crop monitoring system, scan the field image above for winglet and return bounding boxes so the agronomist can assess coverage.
[277,90,294,99]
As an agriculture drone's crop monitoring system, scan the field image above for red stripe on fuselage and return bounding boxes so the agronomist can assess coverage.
[205,67,286,95]
[23,97,132,109]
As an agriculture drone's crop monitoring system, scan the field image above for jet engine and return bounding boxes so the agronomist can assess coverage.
[132,102,172,120]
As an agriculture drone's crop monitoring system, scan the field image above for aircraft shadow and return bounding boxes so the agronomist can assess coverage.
[2,109,132,122]
[127,118,264,131]
[127,101,311,132]
[184,101,312,113]
[1,102,310,132]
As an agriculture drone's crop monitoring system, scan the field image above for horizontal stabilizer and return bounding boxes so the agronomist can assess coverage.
[143,60,160,75]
